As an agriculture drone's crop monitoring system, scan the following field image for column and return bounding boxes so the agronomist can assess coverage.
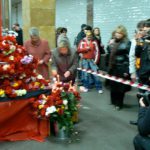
[87,0,93,27]
[2,0,9,29]
[22,0,56,48]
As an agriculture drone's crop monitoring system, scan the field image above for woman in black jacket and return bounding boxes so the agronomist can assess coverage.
[108,25,131,110]
[93,27,105,54]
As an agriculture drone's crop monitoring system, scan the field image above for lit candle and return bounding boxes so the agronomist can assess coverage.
[57,75,60,83]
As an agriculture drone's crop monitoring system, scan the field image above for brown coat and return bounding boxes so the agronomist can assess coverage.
[51,48,78,83]
[24,39,51,79]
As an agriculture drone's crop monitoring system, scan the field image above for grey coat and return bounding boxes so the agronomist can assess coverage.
[51,48,78,83]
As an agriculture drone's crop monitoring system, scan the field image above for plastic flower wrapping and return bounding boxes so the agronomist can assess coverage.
[31,78,81,129]
[0,36,50,98]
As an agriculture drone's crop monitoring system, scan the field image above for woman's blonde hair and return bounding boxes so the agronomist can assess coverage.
[115,25,128,39]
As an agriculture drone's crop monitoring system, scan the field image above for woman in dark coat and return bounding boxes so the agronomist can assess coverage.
[108,25,131,110]
[93,27,105,54]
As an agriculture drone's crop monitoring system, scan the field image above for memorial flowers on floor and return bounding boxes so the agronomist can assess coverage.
[32,79,80,130]
[0,36,50,98]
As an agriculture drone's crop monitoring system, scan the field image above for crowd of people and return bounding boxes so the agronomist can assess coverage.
[2,20,150,149]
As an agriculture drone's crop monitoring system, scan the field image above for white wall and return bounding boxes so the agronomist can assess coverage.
[94,0,150,46]
[12,0,22,27]
[56,0,150,47]
[10,0,150,47]
[56,0,87,47]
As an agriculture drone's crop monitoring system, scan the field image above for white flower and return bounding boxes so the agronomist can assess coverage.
[10,45,16,52]
[29,54,33,58]
[63,99,68,105]
[2,40,6,46]
[19,73,26,79]
[9,56,14,60]
[41,100,46,105]
[15,89,27,96]
[52,77,57,82]
[45,106,56,116]
[37,74,44,79]
[17,48,22,53]
[31,76,36,81]
[2,64,10,71]
[33,69,36,73]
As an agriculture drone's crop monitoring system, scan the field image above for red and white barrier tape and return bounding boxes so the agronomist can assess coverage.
[77,67,150,91]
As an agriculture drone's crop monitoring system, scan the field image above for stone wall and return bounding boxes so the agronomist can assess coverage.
[94,0,150,45]
[22,0,56,49]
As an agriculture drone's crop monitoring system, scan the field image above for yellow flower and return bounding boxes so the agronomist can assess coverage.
[61,106,65,109]
[35,82,40,86]
[12,82,19,87]
[56,108,60,112]
[38,105,44,109]
[9,56,14,61]
[40,85,45,89]
[0,89,5,97]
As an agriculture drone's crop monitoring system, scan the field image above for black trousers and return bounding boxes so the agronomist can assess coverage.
[134,134,150,150]
[110,91,125,107]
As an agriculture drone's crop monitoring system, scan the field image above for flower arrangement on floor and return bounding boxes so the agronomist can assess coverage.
[0,35,81,139]
[32,77,80,130]
[0,36,50,98]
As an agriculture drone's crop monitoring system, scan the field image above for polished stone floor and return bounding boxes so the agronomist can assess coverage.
[1,84,138,150]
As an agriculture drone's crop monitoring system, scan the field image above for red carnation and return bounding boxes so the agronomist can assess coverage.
[40,109,46,117]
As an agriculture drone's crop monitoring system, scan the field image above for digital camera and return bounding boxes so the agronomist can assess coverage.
[137,91,150,106]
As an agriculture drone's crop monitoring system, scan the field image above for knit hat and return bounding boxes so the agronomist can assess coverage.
[85,25,92,31]
[81,24,87,30]
[58,39,70,48]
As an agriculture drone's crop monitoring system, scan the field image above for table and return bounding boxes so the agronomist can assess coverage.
[0,90,51,142]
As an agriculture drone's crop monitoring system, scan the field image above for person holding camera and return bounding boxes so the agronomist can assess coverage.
[135,21,150,86]
[133,92,150,150]
[129,20,146,82]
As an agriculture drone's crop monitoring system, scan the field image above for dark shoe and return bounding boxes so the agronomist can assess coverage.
[129,120,138,125]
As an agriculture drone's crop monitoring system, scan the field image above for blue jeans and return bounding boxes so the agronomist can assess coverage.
[134,134,150,150]
[81,59,102,90]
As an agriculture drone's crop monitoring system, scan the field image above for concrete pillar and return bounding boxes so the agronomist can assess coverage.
[87,0,93,27]
[2,0,9,29]
[22,0,56,48]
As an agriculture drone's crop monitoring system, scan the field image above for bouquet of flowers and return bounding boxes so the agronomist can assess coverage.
[0,36,50,98]
[32,78,80,130]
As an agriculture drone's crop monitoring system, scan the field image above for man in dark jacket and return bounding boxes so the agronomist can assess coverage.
[74,24,87,47]
[135,21,150,86]
[133,93,150,150]
[12,23,23,45]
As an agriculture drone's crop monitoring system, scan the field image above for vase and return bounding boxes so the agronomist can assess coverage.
[56,126,70,140]
[50,121,70,140]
